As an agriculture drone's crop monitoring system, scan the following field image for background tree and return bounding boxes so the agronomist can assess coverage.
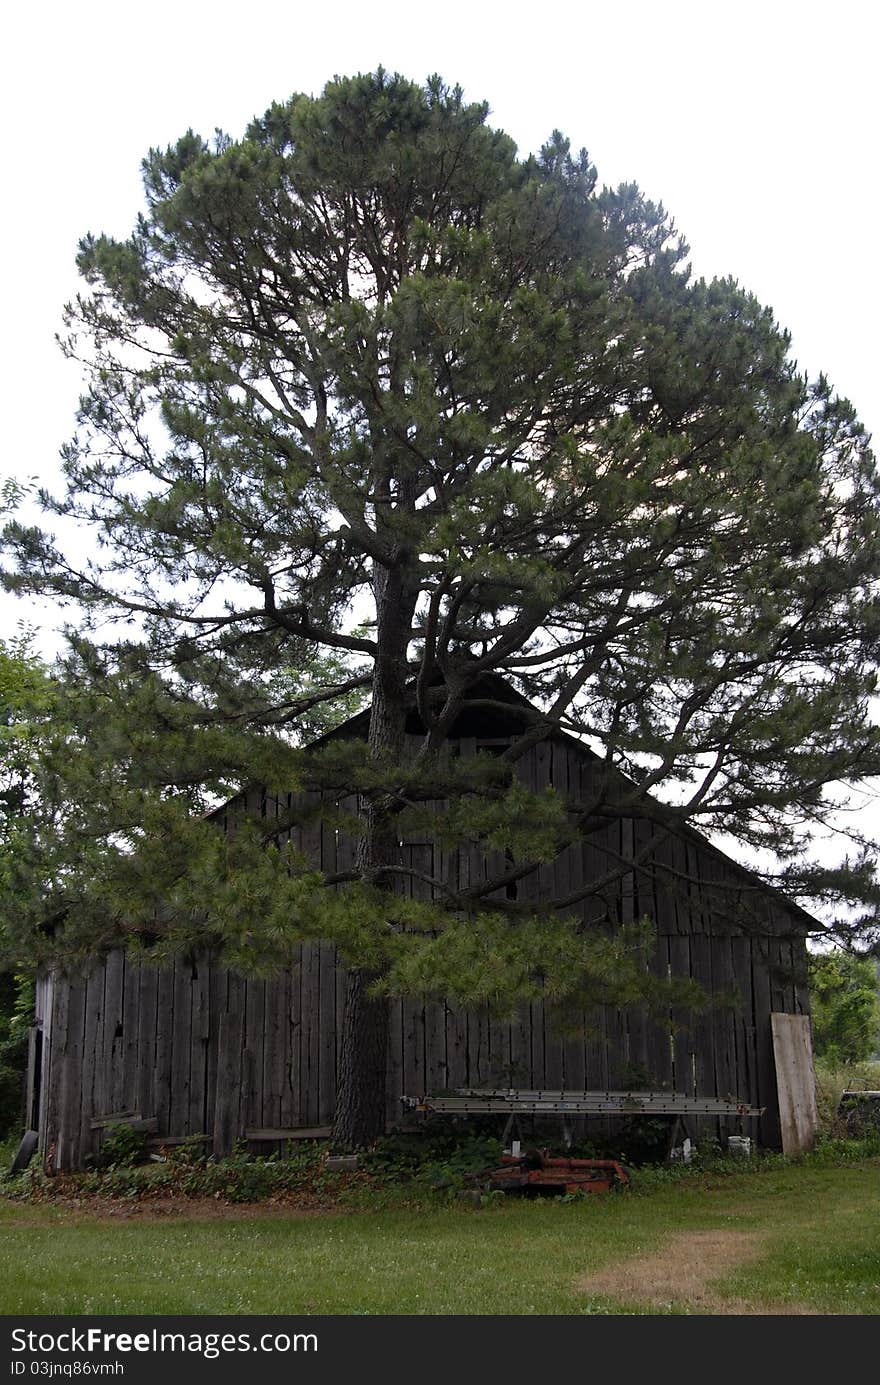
[809,950,880,1065]
[0,634,53,1138]
[3,71,880,1145]
[0,634,53,830]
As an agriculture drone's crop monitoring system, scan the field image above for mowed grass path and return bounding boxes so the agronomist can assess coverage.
[1,1161,878,1315]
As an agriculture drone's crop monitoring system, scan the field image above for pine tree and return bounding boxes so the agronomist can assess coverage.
[4,71,880,1145]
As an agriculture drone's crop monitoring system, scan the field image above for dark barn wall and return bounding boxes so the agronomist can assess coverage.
[36,733,811,1169]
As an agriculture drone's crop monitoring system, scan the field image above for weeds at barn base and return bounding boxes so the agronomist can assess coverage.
[4,1127,880,1213]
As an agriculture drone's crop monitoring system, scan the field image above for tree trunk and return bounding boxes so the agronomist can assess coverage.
[331,561,415,1150]
[332,967,390,1149]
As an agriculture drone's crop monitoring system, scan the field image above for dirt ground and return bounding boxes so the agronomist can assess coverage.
[0,1193,343,1224]
[578,1229,820,1315]
[69,1196,336,1219]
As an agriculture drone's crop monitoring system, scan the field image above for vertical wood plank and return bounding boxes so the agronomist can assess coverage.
[103,951,125,1118]
[445,1002,468,1091]
[121,954,141,1115]
[204,954,225,1140]
[58,973,85,1171]
[213,1007,244,1157]
[489,1008,511,1087]
[299,786,323,1126]
[697,852,736,1109]
[666,933,692,1095]
[542,1011,565,1091]
[318,944,337,1126]
[321,799,343,1129]
[510,1001,533,1090]
[470,1005,492,1087]
[622,816,650,1083]
[43,973,66,1168]
[283,961,302,1128]
[729,934,756,1108]
[687,931,715,1098]
[169,956,192,1136]
[530,1000,546,1092]
[136,963,159,1123]
[581,1006,605,1091]
[35,971,54,1157]
[262,974,285,1142]
[386,995,404,1124]
[301,943,321,1125]
[647,832,679,1093]
[425,1001,448,1094]
[244,977,266,1138]
[189,953,210,1136]
[335,952,347,1117]
[402,998,426,1103]
[751,933,781,1148]
[78,965,104,1163]
[771,1013,819,1155]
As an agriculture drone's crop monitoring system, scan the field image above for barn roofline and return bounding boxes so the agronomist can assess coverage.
[217,669,821,933]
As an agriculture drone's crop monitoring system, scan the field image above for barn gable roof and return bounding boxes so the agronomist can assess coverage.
[290,670,820,934]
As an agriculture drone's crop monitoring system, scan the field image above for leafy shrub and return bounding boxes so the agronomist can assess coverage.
[156,1142,328,1202]
[90,1122,149,1170]
[362,1131,504,1189]
[6,1140,335,1203]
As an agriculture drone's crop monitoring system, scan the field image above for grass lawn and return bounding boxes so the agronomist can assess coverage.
[1,1159,879,1315]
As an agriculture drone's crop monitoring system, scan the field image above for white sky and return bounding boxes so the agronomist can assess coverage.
[1,0,878,850]
[3,0,876,567]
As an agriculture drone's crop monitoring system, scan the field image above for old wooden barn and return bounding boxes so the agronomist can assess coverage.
[29,683,818,1169]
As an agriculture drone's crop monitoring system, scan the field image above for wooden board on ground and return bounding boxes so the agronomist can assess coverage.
[244,1126,331,1141]
[771,1012,819,1156]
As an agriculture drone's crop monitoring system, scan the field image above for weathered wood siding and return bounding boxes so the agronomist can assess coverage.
[36,734,811,1167]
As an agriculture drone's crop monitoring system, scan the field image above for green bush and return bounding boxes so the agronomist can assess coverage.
[362,1131,504,1189]
[154,1142,329,1202]
[5,1140,334,1204]
[90,1122,149,1170]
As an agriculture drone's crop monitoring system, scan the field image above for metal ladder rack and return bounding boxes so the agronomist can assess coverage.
[402,1089,765,1152]
[403,1089,764,1116]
